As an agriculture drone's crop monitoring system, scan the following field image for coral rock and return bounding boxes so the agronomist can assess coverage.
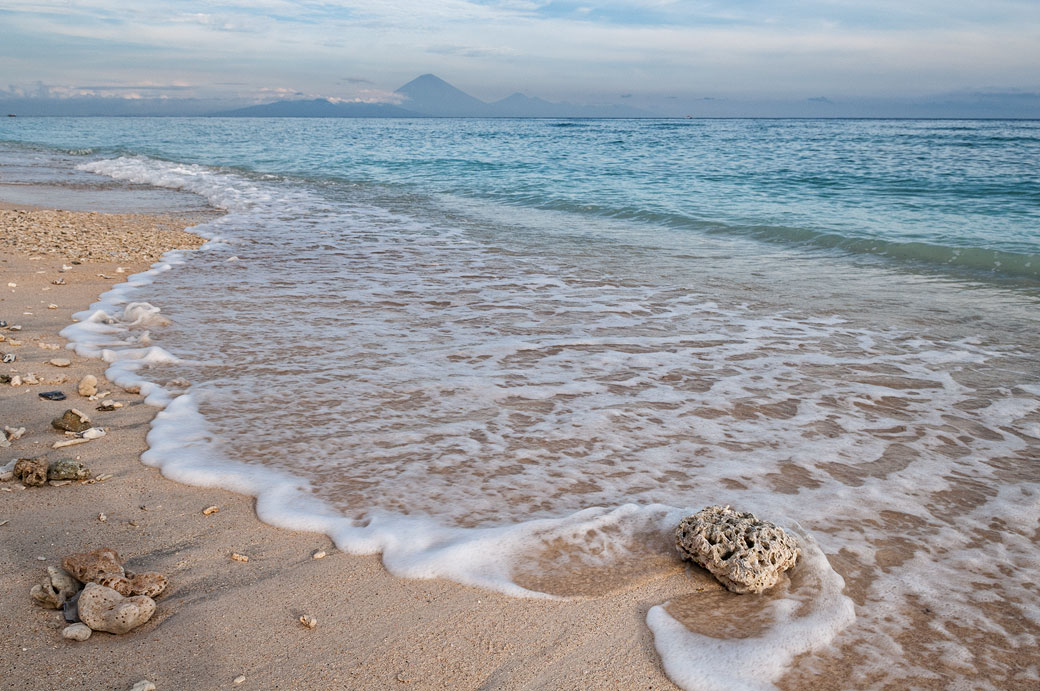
[77,375,98,397]
[675,505,800,594]
[129,682,156,691]
[30,567,82,609]
[63,548,125,585]
[77,583,156,634]
[125,571,169,598]
[14,457,49,486]
[51,409,92,433]
[48,458,91,481]
[62,623,92,641]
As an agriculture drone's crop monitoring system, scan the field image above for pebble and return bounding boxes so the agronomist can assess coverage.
[48,304,58,309]
[78,375,98,397]
[299,615,317,629]
[129,681,156,691]
[62,623,92,641]
[231,553,249,563]
[98,513,107,522]
[233,675,246,685]
[49,358,71,367]
[52,408,92,433]
[81,427,107,440]
[312,550,327,560]
[202,506,219,516]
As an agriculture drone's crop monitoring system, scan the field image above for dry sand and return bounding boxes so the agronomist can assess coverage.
[0,205,697,690]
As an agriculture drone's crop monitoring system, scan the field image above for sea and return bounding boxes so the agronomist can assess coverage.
[1,118,1038,690]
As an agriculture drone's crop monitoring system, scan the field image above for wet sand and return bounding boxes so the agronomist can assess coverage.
[0,204,693,690]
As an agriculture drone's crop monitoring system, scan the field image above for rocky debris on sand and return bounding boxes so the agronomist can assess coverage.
[4,425,25,441]
[675,505,800,594]
[312,550,327,560]
[231,553,249,563]
[52,409,91,433]
[129,681,156,691]
[97,400,123,411]
[38,389,65,400]
[48,458,91,481]
[62,548,169,598]
[62,623,92,641]
[31,566,81,609]
[14,457,49,486]
[202,505,219,516]
[77,582,156,634]
[78,375,98,397]
[299,615,317,629]
[0,208,207,263]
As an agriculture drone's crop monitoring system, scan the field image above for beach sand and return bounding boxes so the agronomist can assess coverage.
[0,204,698,690]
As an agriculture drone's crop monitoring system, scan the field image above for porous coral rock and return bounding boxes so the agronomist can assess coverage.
[63,548,125,584]
[62,548,169,597]
[48,457,90,481]
[77,582,156,634]
[13,457,49,486]
[675,505,800,594]
[125,572,169,598]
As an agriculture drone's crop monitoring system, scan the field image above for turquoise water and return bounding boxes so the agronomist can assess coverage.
[2,119,1039,689]
[3,117,1039,280]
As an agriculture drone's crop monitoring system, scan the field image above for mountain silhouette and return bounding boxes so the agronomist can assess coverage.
[210,74,653,118]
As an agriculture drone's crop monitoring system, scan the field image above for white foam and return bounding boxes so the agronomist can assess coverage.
[648,532,856,691]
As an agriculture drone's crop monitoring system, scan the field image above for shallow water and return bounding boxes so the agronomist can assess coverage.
[2,118,1037,689]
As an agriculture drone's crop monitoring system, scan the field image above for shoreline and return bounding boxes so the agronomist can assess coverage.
[0,203,691,690]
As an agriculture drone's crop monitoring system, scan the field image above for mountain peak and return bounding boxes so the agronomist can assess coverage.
[394,74,492,117]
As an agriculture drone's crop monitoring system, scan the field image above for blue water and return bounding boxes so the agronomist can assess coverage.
[2,118,1039,689]
[3,117,1039,280]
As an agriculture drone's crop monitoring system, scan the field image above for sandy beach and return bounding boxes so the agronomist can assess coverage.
[0,202,701,690]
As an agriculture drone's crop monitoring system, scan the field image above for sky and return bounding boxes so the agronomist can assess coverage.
[2,1,1039,114]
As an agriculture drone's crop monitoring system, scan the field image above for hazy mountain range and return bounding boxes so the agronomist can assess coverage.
[214,74,652,118]
[2,74,1038,118]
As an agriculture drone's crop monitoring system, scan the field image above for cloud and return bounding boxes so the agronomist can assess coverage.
[0,0,1038,104]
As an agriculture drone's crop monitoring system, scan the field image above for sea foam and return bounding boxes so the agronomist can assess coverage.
[69,154,1040,690]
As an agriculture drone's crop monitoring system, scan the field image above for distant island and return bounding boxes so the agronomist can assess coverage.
[213,74,653,118]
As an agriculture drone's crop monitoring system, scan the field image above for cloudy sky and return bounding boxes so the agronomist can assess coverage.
[2,1,1039,110]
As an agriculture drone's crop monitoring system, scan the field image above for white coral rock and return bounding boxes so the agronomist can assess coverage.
[675,505,800,594]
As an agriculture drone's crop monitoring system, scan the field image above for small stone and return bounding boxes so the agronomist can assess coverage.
[98,513,107,522]
[97,400,123,411]
[48,458,90,481]
[312,550,327,560]
[231,553,249,563]
[233,675,246,685]
[2,353,15,363]
[78,375,98,397]
[10,375,22,387]
[675,505,801,595]
[78,582,156,634]
[37,388,64,399]
[62,623,92,641]
[48,304,58,310]
[14,458,49,487]
[52,409,91,433]
[81,427,106,440]
[129,681,156,691]
[202,505,219,516]
[299,615,317,629]
[4,426,26,441]
[49,358,71,368]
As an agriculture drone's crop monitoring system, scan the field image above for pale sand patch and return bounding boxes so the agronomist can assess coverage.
[0,206,696,690]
